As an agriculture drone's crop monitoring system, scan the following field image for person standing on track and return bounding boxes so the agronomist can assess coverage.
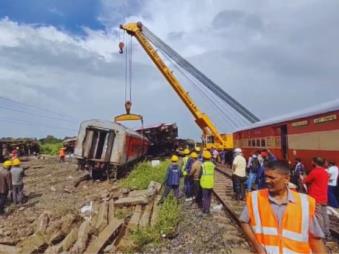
[189,152,202,206]
[200,150,215,215]
[240,160,327,254]
[232,148,247,200]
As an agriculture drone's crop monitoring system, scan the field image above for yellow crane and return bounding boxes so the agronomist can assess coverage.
[120,22,259,150]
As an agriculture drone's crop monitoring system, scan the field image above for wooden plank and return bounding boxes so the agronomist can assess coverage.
[139,201,153,227]
[70,221,92,254]
[127,205,142,230]
[84,219,123,254]
[95,201,108,232]
[114,196,149,206]
[108,199,115,224]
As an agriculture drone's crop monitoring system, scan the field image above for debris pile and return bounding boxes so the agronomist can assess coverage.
[0,179,162,254]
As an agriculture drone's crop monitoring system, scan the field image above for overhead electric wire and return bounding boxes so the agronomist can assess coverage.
[0,105,79,123]
[0,117,78,132]
[0,96,77,121]
[141,26,260,123]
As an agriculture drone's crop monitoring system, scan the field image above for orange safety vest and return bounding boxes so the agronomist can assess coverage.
[59,148,65,157]
[247,189,315,254]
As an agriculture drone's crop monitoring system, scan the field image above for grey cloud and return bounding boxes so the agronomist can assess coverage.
[212,10,263,31]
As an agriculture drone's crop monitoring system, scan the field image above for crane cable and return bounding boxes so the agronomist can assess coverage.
[157,49,240,129]
[142,26,260,123]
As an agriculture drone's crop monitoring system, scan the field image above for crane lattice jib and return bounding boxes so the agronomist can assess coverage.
[120,22,227,147]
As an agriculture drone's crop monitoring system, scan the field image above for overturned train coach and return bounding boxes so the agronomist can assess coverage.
[233,99,339,170]
[74,119,149,179]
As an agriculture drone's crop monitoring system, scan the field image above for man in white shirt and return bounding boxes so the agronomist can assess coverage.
[327,161,338,208]
[232,148,247,200]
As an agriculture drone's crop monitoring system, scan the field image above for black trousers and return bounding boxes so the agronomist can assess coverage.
[232,174,247,200]
[0,193,7,214]
[193,180,202,207]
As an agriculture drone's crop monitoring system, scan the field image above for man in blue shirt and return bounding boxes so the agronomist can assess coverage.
[159,155,182,203]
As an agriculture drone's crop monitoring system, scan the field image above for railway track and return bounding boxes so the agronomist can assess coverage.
[213,164,339,253]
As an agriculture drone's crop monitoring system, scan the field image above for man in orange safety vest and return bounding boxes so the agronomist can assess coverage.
[239,160,327,254]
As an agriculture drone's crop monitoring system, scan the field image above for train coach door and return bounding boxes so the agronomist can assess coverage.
[280,125,288,159]
[104,131,115,162]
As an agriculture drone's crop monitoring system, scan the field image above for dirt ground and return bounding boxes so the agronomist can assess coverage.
[0,157,113,245]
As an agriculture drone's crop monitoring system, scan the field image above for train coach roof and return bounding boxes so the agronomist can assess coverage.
[79,119,146,137]
[236,98,339,132]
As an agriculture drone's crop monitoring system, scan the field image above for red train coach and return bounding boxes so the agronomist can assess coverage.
[74,119,149,179]
[233,99,339,169]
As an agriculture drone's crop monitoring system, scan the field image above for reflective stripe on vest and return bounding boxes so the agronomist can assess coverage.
[200,161,214,189]
[249,190,312,254]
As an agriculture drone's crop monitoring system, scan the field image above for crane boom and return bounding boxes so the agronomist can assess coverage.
[120,22,232,149]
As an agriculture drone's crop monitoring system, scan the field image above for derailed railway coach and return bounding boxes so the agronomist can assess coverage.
[233,99,339,170]
[74,119,149,179]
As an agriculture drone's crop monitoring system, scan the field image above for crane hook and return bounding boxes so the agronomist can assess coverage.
[119,42,124,54]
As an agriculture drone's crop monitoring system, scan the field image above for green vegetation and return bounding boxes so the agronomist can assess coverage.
[132,195,182,249]
[120,161,170,190]
[119,160,182,251]
[39,142,63,155]
[38,135,63,155]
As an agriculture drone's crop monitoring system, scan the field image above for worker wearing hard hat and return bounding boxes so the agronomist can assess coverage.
[182,149,196,201]
[159,155,182,204]
[200,150,215,214]
[11,158,24,204]
[189,151,202,206]
[183,152,199,202]
[232,148,247,201]
[0,160,12,214]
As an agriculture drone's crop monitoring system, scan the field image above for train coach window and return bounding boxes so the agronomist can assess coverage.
[261,139,266,147]
[248,140,251,147]
[256,139,260,147]
[252,140,256,147]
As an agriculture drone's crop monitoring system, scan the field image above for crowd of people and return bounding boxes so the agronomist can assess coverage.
[160,146,338,253]
[234,149,337,254]
[160,147,216,215]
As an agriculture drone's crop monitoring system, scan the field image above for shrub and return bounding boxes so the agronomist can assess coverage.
[39,142,63,155]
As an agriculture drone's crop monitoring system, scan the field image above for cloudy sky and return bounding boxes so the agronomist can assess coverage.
[0,0,338,139]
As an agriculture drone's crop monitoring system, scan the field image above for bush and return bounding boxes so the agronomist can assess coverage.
[120,161,170,190]
[39,142,63,155]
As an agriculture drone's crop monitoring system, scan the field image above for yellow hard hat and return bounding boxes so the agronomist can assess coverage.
[171,155,179,162]
[195,147,201,152]
[190,152,198,159]
[12,158,21,166]
[183,148,190,155]
[3,160,12,169]
[202,150,212,159]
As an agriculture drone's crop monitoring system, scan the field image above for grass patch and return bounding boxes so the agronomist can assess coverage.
[132,195,182,250]
[120,160,170,190]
